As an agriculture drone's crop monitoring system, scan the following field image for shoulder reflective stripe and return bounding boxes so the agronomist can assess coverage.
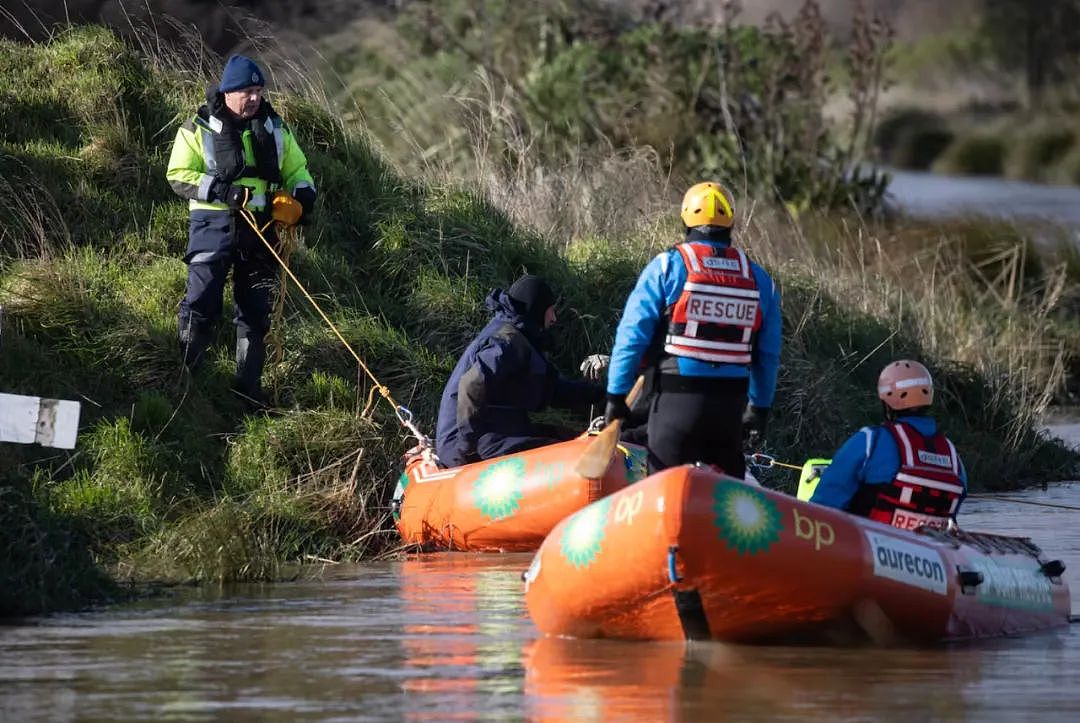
[735,248,750,278]
[264,117,274,134]
[292,180,315,192]
[197,174,215,201]
[273,126,285,167]
[682,282,760,299]
[662,346,752,364]
[893,424,915,466]
[946,438,959,474]
[665,335,751,351]
[678,243,702,272]
[208,115,224,133]
[247,193,267,208]
[200,128,217,171]
[894,473,965,494]
[858,427,874,478]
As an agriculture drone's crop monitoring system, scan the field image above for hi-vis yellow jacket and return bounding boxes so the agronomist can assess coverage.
[166,103,315,213]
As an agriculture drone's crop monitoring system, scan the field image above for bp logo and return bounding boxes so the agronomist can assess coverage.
[713,481,782,555]
[560,498,612,569]
[472,457,526,520]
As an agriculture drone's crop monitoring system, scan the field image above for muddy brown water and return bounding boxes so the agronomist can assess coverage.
[1,495,1077,720]
[3,427,1079,722]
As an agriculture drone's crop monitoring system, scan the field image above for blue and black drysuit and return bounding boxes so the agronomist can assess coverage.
[435,290,604,468]
[607,230,782,476]
[810,415,969,515]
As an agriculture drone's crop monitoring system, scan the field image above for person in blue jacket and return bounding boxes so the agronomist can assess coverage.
[435,275,606,468]
[604,182,782,477]
[811,360,968,531]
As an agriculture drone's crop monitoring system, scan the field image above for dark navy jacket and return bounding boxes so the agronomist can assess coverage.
[435,290,603,468]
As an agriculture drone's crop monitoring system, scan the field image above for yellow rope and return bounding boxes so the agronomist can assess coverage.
[239,208,401,418]
[266,223,299,365]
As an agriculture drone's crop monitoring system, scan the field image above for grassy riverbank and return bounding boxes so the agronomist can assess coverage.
[1,27,1078,616]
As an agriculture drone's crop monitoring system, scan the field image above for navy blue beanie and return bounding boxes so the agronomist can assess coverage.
[219,55,265,92]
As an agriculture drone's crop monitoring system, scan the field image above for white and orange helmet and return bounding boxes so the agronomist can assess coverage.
[877,360,934,410]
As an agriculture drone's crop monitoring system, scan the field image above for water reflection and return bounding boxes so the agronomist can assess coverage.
[398,554,528,718]
[0,494,1078,721]
[525,631,1080,721]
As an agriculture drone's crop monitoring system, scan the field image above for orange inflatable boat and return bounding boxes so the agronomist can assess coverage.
[525,465,1072,643]
[393,437,647,552]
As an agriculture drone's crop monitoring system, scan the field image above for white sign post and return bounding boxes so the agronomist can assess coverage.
[0,393,81,449]
[0,306,82,449]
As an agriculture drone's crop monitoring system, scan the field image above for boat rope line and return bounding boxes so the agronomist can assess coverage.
[965,495,1080,512]
[747,452,1080,511]
[238,209,427,444]
[745,452,805,472]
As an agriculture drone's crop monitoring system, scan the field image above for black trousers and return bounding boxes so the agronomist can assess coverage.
[646,374,748,477]
[178,215,277,339]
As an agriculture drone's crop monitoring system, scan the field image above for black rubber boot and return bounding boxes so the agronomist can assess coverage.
[179,319,214,372]
[233,332,269,409]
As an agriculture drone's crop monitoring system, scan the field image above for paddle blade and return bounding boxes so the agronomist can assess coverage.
[575,419,622,479]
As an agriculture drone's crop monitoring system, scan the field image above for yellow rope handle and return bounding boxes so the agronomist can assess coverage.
[266,223,301,365]
[238,208,403,417]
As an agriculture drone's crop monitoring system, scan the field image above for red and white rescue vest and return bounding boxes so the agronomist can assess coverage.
[868,422,964,531]
[663,242,761,365]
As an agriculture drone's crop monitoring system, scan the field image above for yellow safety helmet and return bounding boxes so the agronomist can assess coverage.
[680,182,735,228]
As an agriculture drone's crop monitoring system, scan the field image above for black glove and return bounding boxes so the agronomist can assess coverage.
[222,184,252,210]
[604,393,630,426]
[742,405,770,449]
[293,186,316,225]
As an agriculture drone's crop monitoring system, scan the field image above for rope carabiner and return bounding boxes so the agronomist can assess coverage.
[746,452,804,472]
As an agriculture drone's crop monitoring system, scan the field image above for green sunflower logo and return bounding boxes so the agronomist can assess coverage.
[560,497,612,569]
[473,457,526,520]
[622,445,649,483]
[713,481,782,555]
[392,472,408,522]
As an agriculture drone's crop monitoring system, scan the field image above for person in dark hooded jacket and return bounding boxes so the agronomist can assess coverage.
[435,275,606,468]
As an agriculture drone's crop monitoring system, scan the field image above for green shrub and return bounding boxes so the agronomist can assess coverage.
[934,134,1007,176]
[1008,124,1075,182]
[0,484,116,616]
[874,107,951,167]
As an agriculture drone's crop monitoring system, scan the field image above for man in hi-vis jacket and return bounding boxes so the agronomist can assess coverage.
[166,54,315,406]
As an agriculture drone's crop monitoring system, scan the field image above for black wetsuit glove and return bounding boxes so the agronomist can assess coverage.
[604,393,630,426]
[742,405,771,449]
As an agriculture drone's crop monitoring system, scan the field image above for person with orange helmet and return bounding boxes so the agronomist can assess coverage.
[810,360,968,530]
[604,182,782,477]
